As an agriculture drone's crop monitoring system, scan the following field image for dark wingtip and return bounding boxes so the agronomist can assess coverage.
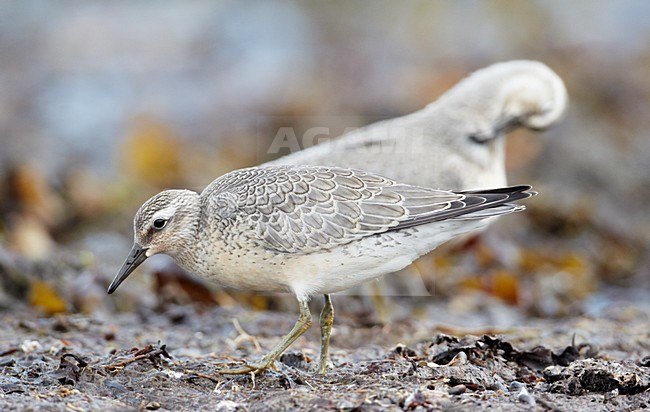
[458,185,536,203]
[459,184,532,195]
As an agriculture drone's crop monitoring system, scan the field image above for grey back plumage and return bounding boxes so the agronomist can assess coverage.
[201,166,533,255]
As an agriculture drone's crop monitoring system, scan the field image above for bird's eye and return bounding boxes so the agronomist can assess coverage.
[152,218,167,230]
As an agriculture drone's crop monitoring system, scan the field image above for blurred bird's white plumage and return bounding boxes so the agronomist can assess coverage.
[266,60,568,190]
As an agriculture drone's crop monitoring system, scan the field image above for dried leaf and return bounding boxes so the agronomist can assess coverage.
[247,295,273,311]
[153,263,218,306]
[459,276,482,291]
[490,270,520,305]
[430,335,596,372]
[29,280,67,315]
[103,343,172,371]
[54,354,88,386]
[458,271,520,305]
[64,169,108,219]
[516,346,554,370]
[120,117,183,187]
[546,358,649,395]
[6,164,65,226]
[8,215,54,259]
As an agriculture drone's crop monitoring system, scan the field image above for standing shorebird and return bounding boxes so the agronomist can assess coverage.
[265,60,567,190]
[108,165,535,374]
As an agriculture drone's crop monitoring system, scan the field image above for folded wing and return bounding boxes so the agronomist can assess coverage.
[202,166,533,254]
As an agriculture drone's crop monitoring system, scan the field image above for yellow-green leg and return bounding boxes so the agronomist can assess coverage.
[218,299,312,375]
[317,294,334,374]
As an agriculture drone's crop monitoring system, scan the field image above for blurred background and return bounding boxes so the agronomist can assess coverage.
[0,1,648,325]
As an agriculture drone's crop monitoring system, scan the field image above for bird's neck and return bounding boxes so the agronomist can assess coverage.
[169,197,203,270]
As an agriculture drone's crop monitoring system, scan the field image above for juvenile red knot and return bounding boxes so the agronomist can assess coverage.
[108,165,535,375]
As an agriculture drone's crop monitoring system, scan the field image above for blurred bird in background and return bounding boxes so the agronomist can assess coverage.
[264,60,567,319]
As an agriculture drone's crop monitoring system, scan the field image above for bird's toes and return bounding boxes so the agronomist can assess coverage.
[314,363,328,375]
[217,359,275,375]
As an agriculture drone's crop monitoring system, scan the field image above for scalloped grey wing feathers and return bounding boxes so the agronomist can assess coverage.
[201,166,530,254]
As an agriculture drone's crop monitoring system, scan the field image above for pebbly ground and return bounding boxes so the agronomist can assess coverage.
[1,289,649,411]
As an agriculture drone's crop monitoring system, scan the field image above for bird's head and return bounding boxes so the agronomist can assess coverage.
[448,60,568,146]
[107,189,200,294]
[499,62,569,131]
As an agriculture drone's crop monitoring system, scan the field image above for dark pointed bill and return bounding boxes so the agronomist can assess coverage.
[107,243,148,294]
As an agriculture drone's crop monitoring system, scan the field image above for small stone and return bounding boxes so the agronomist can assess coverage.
[145,401,161,410]
[279,351,311,370]
[509,380,525,391]
[447,351,467,366]
[337,400,356,410]
[215,400,241,412]
[20,340,42,353]
[448,384,466,395]
[510,381,536,406]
